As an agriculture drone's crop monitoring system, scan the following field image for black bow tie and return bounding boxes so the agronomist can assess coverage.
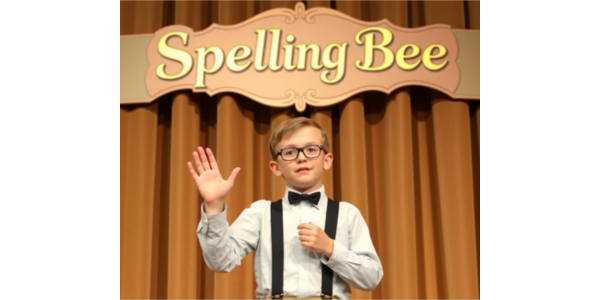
[288,191,321,205]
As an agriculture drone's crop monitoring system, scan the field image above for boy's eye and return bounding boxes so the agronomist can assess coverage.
[306,147,317,153]
[284,150,295,156]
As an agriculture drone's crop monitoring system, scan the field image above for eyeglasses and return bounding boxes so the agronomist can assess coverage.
[277,145,325,161]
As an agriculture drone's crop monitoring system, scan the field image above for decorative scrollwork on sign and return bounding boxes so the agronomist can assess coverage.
[303,9,322,24]
[282,2,322,24]
[281,11,297,23]
[283,3,304,23]
[290,90,320,112]
[303,89,349,110]
[251,89,297,108]
[294,91,307,112]
[281,90,298,106]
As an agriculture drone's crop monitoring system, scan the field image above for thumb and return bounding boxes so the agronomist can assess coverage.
[227,167,241,184]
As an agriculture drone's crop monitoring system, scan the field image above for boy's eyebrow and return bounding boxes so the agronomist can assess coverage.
[280,142,319,149]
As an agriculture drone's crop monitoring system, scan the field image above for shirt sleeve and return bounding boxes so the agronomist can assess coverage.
[320,203,384,291]
[197,200,267,272]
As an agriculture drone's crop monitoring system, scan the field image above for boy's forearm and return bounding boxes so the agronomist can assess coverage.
[325,244,383,290]
[197,204,239,272]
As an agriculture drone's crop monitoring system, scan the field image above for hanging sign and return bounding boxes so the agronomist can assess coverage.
[121,2,479,111]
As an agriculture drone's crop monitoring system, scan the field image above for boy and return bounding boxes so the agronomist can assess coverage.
[188,117,383,299]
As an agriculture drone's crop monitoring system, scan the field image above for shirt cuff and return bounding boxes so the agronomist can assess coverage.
[321,239,347,269]
[197,202,228,233]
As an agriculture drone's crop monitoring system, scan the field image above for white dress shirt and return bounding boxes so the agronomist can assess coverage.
[197,185,383,299]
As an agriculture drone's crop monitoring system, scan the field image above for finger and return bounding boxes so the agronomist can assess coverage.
[300,241,311,248]
[227,167,241,184]
[298,229,312,236]
[193,149,204,174]
[300,239,314,246]
[187,161,198,177]
[198,147,211,171]
[298,223,315,230]
[206,148,219,171]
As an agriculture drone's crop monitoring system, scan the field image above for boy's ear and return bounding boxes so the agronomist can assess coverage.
[269,160,282,176]
[323,152,333,171]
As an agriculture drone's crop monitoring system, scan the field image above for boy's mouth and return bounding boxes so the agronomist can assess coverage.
[296,167,311,173]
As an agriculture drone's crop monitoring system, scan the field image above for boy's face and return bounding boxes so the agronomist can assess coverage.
[269,126,333,194]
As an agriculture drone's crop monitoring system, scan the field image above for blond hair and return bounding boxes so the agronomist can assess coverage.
[269,117,330,159]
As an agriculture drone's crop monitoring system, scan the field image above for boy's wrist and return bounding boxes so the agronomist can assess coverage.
[204,200,225,214]
[324,238,334,258]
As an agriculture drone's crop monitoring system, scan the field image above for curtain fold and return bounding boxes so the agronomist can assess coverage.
[384,90,419,299]
[121,1,480,299]
[339,96,371,300]
[431,95,479,299]
[165,92,201,299]
[309,108,335,198]
[121,104,159,299]
[215,94,259,298]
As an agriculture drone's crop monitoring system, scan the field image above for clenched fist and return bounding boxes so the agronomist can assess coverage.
[298,222,334,258]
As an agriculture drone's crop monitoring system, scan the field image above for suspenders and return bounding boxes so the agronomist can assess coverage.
[271,200,284,297]
[270,199,340,299]
[321,199,339,297]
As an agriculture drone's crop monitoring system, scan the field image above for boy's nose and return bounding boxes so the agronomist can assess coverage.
[297,150,308,160]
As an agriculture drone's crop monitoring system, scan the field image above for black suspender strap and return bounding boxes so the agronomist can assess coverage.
[270,198,340,298]
[270,200,284,297]
[321,199,339,298]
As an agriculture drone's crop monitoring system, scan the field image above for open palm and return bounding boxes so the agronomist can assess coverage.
[187,147,240,203]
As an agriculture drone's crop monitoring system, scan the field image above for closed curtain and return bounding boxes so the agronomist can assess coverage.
[120,1,480,299]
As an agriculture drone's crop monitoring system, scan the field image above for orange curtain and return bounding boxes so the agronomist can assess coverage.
[120,1,480,299]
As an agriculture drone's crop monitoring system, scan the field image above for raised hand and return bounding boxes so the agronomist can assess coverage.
[187,147,240,213]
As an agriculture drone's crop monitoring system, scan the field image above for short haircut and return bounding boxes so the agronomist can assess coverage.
[269,117,330,160]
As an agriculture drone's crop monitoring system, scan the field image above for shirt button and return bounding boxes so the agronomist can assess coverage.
[204,219,208,224]
[329,263,335,268]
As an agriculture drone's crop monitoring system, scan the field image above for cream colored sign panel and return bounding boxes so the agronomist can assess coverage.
[120,3,479,111]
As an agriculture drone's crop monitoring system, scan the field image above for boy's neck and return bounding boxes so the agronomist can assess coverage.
[290,185,322,194]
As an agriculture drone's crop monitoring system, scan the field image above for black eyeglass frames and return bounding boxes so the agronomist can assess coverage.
[277,145,325,161]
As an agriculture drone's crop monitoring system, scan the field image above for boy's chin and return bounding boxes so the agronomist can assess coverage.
[290,177,314,184]
[289,180,318,190]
